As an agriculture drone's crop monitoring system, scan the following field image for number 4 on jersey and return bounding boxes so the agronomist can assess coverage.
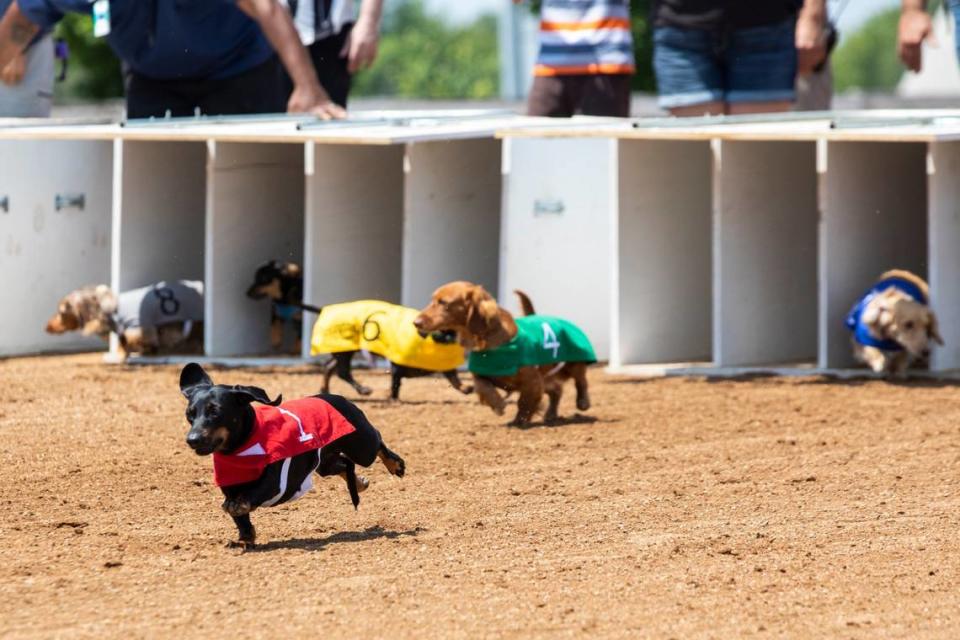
[542,322,560,358]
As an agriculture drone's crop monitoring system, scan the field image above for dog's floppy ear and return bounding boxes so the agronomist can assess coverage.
[465,285,499,338]
[231,385,282,406]
[180,363,213,398]
[928,310,945,346]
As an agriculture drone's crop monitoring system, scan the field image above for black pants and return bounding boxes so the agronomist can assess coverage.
[126,56,287,119]
[282,26,353,108]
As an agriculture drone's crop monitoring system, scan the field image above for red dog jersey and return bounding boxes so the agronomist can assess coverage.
[213,398,357,487]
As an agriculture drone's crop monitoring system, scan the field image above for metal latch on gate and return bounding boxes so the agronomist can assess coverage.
[534,198,564,216]
[0,196,8,213]
[55,193,85,212]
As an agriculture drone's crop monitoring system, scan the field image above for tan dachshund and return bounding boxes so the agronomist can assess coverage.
[414,281,595,426]
[846,269,943,376]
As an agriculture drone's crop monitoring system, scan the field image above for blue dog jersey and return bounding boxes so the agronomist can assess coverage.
[845,277,928,351]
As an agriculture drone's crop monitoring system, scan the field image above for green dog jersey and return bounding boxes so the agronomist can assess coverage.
[468,315,596,377]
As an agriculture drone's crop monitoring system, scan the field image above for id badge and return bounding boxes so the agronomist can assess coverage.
[92,0,111,38]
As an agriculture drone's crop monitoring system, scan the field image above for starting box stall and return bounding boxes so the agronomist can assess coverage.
[0,112,525,360]
[499,112,960,373]
[0,137,113,356]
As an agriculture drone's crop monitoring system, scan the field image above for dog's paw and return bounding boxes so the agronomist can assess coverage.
[227,539,256,552]
[576,396,591,411]
[222,498,252,517]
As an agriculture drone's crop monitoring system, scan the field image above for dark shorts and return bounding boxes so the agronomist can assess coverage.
[283,26,353,108]
[527,73,632,118]
[126,57,286,119]
[653,18,797,109]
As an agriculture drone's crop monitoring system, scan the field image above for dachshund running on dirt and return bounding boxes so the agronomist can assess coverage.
[414,282,595,426]
[846,269,944,377]
[46,280,204,359]
[247,260,472,400]
[180,363,405,549]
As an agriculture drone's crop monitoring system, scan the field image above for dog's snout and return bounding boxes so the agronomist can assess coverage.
[413,316,425,330]
[186,432,203,448]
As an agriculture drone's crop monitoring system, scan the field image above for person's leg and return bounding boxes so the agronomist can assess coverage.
[125,73,197,119]
[308,26,353,108]
[199,57,287,117]
[724,18,797,115]
[652,25,724,116]
[578,73,632,117]
[527,75,577,117]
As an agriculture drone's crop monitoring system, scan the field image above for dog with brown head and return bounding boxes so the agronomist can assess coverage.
[415,282,592,426]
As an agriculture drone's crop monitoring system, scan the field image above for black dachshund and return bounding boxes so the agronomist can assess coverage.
[180,363,405,549]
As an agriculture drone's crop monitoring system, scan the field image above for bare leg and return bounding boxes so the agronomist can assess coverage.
[727,101,792,115]
[668,101,725,117]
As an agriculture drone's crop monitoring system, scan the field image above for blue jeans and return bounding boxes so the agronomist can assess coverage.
[654,18,798,109]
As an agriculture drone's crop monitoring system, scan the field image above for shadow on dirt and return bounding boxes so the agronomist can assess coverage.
[794,375,960,389]
[512,413,605,430]
[252,525,423,553]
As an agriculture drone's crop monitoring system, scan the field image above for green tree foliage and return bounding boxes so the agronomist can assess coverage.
[831,8,902,92]
[526,0,655,92]
[352,1,499,98]
[53,14,123,101]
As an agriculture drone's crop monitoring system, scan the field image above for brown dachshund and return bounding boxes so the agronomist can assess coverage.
[414,281,594,426]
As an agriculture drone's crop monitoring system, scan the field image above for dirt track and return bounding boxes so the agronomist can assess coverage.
[1,354,959,638]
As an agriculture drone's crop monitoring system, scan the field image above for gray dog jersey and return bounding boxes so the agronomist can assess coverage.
[114,280,205,331]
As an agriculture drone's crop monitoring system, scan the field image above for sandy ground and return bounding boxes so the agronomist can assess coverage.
[1,354,959,638]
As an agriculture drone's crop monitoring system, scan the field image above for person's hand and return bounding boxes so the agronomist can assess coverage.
[898,8,934,73]
[796,11,827,76]
[1,52,26,86]
[287,84,347,120]
[340,18,379,73]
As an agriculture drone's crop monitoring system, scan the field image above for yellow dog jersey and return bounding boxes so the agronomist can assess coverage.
[310,300,465,372]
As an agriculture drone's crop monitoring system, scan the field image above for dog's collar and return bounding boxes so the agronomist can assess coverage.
[845,277,928,351]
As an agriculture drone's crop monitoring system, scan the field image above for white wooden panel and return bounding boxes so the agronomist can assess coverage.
[402,138,501,308]
[206,142,304,357]
[113,141,206,292]
[714,141,818,366]
[615,140,712,366]
[929,141,960,370]
[500,137,614,360]
[0,140,112,355]
[303,143,404,353]
[820,142,928,368]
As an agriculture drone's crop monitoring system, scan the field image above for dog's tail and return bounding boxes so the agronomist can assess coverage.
[514,290,536,317]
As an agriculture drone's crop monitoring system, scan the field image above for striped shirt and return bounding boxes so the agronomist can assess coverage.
[534,0,636,77]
